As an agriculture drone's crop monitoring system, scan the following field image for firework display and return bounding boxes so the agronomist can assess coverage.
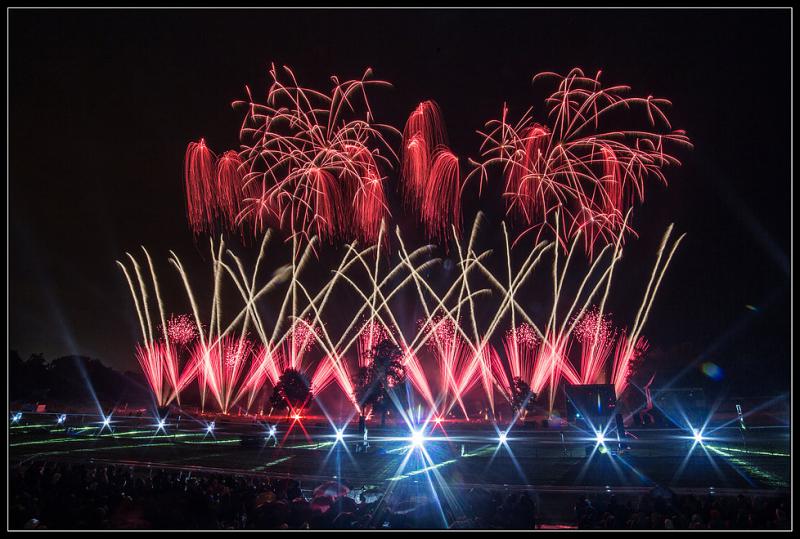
[468,68,691,256]
[121,64,690,419]
[163,313,198,347]
[14,8,798,532]
[400,100,464,241]
[119,213,684,417]
[573,307,616,386]
[184,66,689,253]
[188,65,399,246]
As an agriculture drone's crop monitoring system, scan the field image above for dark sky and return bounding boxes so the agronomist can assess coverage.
[9,9,791,395]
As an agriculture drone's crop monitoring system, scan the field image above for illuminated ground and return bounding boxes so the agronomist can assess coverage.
[10,413,790,497]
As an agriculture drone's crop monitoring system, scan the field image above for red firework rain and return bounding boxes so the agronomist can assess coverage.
[185,64,398,246]
[468,69,691,256]
[184,65,689,254]
[400,100,463,241]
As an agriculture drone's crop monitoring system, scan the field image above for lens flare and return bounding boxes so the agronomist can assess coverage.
[410,429,425,447]
[595,431,606,444]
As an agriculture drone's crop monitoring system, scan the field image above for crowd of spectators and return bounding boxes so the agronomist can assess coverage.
[574,490,790,530]
[10,460,788,530]
[9,460,537,529]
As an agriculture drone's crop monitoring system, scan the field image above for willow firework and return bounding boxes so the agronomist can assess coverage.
[468,68,692,256]
[204,64,398,247]
[182,65,688,254]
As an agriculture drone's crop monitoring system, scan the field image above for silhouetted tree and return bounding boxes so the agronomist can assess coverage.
[270,368,312,417]
[9,350,152,408]
[9,352,50,402]
[354,340,406,427]
[510,377,537,419]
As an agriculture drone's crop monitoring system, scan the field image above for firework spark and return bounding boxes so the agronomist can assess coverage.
[120,213,683,417]
[164,313,198,347]
[232,64,398,247]
[182,66,688,261]
[468,68,691,256]
[215,150,246,230]
[236,344,283,411]
[135,341,168,406]
[184,139,217,235]
[502,323,539,389]
[611,332,650,395]
[400,101,465,242]
[358,320,389,368]
[573,307,616,385]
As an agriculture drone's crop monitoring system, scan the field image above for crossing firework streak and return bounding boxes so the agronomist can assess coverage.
[132,62,691,418]
[119,213,683,417]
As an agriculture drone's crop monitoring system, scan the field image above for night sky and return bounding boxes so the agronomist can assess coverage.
[9,9,791,395]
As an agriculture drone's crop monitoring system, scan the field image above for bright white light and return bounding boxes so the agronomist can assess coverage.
[692,429,704,444]
[268,425,277,438]
[12,413,22,423]
[434,417,443,424]
[595,431,606,444]
[499,432,508,444]
[57,414,67,424]
[206,422,215,433]
[292,414,302,421]
[157,419,166,431]
[411,430,425,447]
[335,429,344,443]
[102,416,111,427]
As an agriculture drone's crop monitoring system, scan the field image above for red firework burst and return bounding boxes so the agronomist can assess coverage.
[505,322,539,349]
[184,139,217,235]
[357,320,389,368]
[183,65,688,254]
[503,323,540,385]
[468,68,691,255]
[135,341,168,406]
[163,313,198,347]
[401,100,448,207]
[573,307,617,385]
[192,337,254,414]
[401,101,463,242]
[285,317,319,371]
[215,150,246,230]
[611,332,650,396]
[232,64,398,246]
